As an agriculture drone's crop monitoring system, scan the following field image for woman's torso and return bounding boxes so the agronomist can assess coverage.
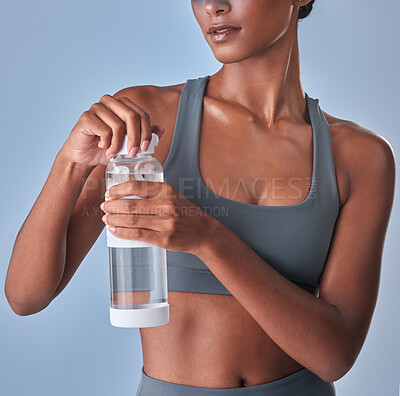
[128,77,350,388]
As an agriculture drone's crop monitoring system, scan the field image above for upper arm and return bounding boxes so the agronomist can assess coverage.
[318,125,396,371]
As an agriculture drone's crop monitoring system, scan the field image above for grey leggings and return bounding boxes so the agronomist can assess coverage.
[135,366,336,395]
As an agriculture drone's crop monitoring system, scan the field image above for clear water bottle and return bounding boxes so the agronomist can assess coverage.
[105,132,169,328]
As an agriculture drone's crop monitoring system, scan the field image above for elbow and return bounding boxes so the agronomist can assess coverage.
[317,306,360,383]
[5,295,33,316]
[4,263,34,316]
[318,351,355,383]
[6,298,49,317]
[5,287,29,316]
[4,284,49,317]
[319,366,349,384]
[9,304,33,317]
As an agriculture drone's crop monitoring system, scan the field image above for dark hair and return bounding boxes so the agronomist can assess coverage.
[298,0,315,21]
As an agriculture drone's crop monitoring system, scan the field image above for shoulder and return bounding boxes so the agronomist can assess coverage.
[322,110,395,207]
[325,112,394,162]
[110,82,187,165]
[112,82,186,110]
[111,82,186,135]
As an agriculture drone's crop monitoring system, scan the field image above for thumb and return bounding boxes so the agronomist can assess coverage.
[151,124,166,138]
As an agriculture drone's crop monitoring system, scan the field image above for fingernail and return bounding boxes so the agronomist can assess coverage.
[109,226,116,233]
[102,214,107,223]
[141,140,150,152]
[100,202,105,210]
[105,190,110,198]
[130,147,138,158]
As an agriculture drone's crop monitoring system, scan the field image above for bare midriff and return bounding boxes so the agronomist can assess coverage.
[139,290,305,388]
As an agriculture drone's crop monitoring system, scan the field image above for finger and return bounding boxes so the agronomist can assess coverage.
[99,94,141,157]
[148,124,166,152]
[102,198,174,216]
[108,225,160,244]
[118,97,153,154]
[106,180,163,200]
[151,124,166,139]
[80,111,113,149]
[104,214,173,232]
[89,102,126,156]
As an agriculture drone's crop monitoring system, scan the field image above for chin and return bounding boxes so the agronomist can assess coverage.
[205,33,266,65]
[209,47,255,65]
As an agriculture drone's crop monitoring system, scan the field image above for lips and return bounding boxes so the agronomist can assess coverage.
[208,28,242,43]
[207,24,241,35]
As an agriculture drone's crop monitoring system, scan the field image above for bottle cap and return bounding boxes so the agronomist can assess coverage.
[116,132,160,156]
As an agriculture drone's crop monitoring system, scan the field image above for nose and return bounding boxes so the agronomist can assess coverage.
[204,0,231,16]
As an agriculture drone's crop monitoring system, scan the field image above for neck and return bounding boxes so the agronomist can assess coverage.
[208,23,308,129]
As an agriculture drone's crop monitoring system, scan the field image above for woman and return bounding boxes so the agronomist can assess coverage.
[5,1,395,395]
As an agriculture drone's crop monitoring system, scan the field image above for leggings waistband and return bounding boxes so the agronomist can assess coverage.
[136,366,336,395]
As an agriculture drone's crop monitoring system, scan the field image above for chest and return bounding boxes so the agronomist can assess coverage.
[156,91,347,210]
[197,102,315,207]
[154,82,344,296]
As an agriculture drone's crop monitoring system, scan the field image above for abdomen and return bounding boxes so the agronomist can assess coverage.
[139,290,305,388]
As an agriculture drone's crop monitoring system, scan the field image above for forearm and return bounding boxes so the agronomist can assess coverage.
[5,149,95,315]
[197,220,349,382]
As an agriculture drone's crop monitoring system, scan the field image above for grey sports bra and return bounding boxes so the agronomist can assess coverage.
[163,75,340,296]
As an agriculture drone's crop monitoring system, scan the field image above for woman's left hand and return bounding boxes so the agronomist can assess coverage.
[100,179,219,256]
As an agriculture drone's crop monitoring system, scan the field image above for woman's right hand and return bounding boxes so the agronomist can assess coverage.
[60,94,165,167]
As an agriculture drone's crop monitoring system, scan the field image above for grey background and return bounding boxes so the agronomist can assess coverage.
[0,1,399,395]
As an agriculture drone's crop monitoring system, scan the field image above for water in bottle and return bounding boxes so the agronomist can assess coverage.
[105,132,169,328]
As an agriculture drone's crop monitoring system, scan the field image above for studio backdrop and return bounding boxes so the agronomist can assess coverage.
[0,1,399,395]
